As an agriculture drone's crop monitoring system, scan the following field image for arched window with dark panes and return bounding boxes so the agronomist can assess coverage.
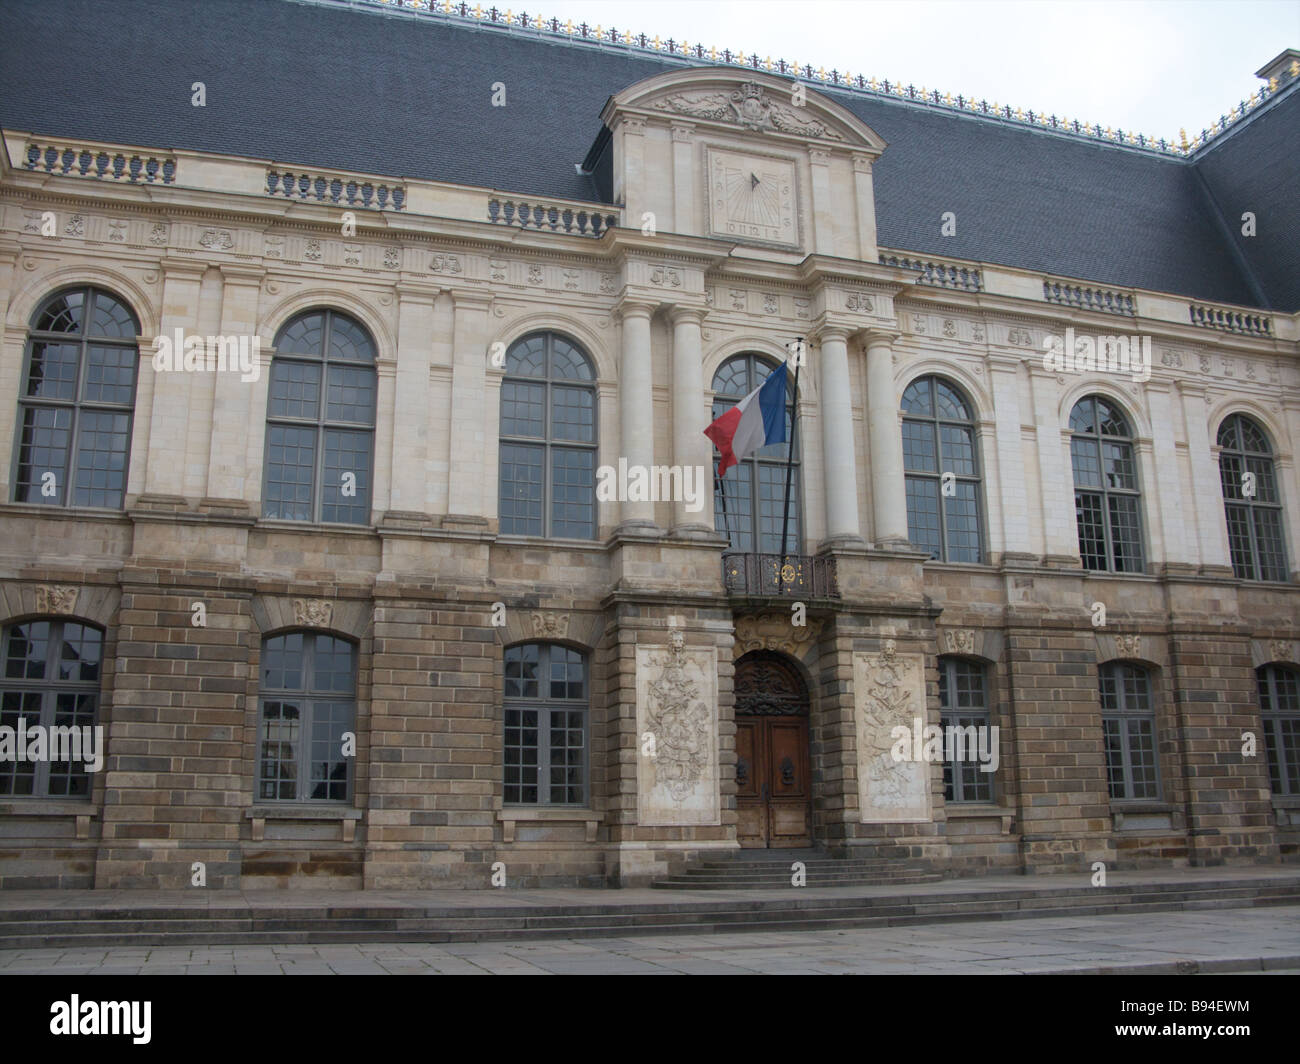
[503,643,587,806]
[1218,414,1288,582]
[262,309,376,525]
[257,632,356,803]
[1099,661,1159,800]
[902,376,984,562]
[14,286,139,509]
[711,354,799,553]
[1258,664,1300,796]
[1069,396,1144,572]
[498,333,597,539]
[0,620,103,798]
[938,656,993,802]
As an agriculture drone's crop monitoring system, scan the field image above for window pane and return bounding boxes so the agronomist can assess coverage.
[901,378,933,416]
[277,313,325,356]
[0,691,42,795]
[504,707,539,804]
[313,636,354,694]
[1253,509,1287,582]
[16,406,73,505]
[5,622,50,680]
[82,345,136,405]
[1102,441,1137,491]
[945,481,981,563]
[906,476,941,559]
[268,360,322,420]
[308,700,352,801]
[940,424,976,475]
[328,315,375,362]
[1070,438,1102,488]
[902,420,938,473]
[757,463,797,554]
[550,341,593,381]
[501,381,545,438]
[73,410,130,508]
[506,336,546,378]
[35,291,86,334]
[505,644,539,699]
[262,633,304,691]
[1102,717,1125,798]
[716,466,753,552]
[551,386,594,443]
[935,381,970,421]
[259,700,300,800]
[264,424,316,520]
[89,292,136,339]
[326,364,376,425]
[1126,717,1159,798]
[48,691,96,797]
[58,624,102,683]
[24,342,79,400]
[551,448,595,539]
[1075,491,1107,570]
[500,443,543,535]
[320,429,371,524]
[1107,494,1143,572]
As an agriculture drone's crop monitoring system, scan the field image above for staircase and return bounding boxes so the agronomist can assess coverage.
[652,848,944,889]
[0,872,1297,949]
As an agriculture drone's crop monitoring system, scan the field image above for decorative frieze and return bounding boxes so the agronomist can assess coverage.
[653,81,845,141]
[34,585,79,615]
[635,636,719,826]
[430,253,463,274]
[733,612,823,658]
[292,598,333,628]
[199,228,234,251]
[853,640,930,823]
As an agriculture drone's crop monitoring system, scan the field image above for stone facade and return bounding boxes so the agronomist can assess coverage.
[0,63,1297,889]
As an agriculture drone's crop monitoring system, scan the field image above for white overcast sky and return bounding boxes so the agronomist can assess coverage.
[509,0,1300,139]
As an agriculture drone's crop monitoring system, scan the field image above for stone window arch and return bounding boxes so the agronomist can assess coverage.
[498,332,597,539]
[1218,414,1288,582]
[14,286,140,509]
[1069,395,1144,572]
[901,375,984,562]
[262,308,377,525]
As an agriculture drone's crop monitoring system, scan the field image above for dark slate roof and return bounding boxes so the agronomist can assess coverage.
[1,0,1294,311]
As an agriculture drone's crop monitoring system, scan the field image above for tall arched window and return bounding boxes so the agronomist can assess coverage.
[902,376,983,562]
[1258,664,1300,796]
[1069,396,1144,572]
[503,643,587,805]
[498,332,597,539]
[258,632,356,802]
[14,286,139,509]
[0,619,103,798]
[1218,414,1288,582]
[1099,661,1159,800]
[711,354,799,553]
[262,309,376,525]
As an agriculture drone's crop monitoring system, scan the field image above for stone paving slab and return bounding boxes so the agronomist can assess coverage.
[0,904,1296,975]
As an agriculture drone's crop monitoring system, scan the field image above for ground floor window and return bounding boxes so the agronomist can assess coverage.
[938,656,993,802]
[503,643,587,805]
[1259,664,1300,795]
[1100,662,1159,800]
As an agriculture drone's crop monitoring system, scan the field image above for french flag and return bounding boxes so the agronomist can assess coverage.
[703,362,789,476]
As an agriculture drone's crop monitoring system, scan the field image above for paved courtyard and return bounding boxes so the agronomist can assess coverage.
[1,905,1297,974]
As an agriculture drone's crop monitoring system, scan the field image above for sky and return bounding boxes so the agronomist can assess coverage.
[478,0,1300,141]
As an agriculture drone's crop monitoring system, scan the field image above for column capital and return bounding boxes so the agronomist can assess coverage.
[668,304,706,326]
[216,263,266,284]
[863,329,901,350]
[450,289,492,310]
[615,299,655,322]
[810,324,850,345]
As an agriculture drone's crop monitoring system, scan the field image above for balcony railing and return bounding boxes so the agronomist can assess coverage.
[723,553,838,597]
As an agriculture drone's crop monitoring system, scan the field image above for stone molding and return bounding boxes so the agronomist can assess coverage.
[0,582,118,627]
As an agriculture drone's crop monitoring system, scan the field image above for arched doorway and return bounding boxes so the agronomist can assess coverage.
[734,651,812,847]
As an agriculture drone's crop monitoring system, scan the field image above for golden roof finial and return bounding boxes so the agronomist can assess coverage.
[1179,127,1189,150]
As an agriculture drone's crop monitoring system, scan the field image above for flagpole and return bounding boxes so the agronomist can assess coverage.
[778,339,802,593]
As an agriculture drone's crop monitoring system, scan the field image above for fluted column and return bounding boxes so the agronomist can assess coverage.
[618,301,657,531]
[864,331,909,547]
[670,307,711,534]
[819,328,864,546]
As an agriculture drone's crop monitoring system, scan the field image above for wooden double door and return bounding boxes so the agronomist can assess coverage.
[734,652,812,848]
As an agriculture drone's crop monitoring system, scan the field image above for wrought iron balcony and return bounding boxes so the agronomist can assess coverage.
[723,553,838,598]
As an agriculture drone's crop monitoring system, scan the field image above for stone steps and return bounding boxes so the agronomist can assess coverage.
[1,876,1296,949]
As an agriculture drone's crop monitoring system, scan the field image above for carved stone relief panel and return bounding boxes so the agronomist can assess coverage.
[635,640,719,826]
[853,641,930,823]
